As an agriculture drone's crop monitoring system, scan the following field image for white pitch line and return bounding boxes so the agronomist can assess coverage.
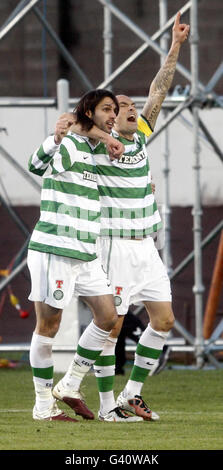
[0,409,32,413]
[159,411,223,416]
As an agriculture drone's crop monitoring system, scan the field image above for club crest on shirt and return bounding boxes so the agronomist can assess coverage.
[114,296,122,306]
[53,289,64,300]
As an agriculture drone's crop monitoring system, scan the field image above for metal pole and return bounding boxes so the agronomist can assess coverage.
[147,96,194,144]
[42,0,48,139]
[0,145,41,193]
[0,194,30,238]
[33,6,93,91]
[103,0,113,90]
[0,0,41,41]
[195,115,223,163]
[183,109,223,163]
[97,0,198,88]
[169,219,223,280]
[159,0,172,274]
[190,0,205,367]
[57,79,70,114]
[98,2,193,90]
[0,0,34,31]
[173,319,195,345]
[0,258,27,293]
[203,230,223,339]
[205,62,223,93]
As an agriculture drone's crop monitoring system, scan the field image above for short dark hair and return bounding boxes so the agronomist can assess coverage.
[73,89,119,131]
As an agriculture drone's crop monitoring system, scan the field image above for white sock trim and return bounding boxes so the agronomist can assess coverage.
[30,333,54,369]
[31,332,54,344]
[101,336,117,356]
[139,324,166,350]
[78,320,111,350]
[125,380,143,397]
[99,391,116,415]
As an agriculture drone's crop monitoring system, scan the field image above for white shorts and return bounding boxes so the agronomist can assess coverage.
[98,236,172,316]
[27,250,112,309]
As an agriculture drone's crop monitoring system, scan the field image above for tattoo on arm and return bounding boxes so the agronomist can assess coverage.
[147,104,159,126]
[152,50,179,96]
[143,45,180,128]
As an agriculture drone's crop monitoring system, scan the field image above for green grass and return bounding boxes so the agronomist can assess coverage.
[0,358,223,451]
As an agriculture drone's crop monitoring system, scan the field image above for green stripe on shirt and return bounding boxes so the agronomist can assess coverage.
[41,200,100,221]
[98,184,152,199]
[43,178,99,200]
[34,220,98,243]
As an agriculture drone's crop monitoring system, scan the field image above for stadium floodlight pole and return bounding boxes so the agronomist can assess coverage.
[103,0,113,91]
[97,0,199,89]
[159,0,172,276]
[0,0,41,41]
[33,6,93,91]
[190,0,205,368]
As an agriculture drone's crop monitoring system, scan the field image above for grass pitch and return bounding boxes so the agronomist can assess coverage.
[0,356,222,451]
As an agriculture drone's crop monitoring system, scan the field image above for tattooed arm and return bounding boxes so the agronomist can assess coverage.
[142,12,190,130]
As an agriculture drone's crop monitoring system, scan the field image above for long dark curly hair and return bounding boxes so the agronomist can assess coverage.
[74,89,119,131]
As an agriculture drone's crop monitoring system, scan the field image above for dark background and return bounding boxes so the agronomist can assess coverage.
[0,0,222,97]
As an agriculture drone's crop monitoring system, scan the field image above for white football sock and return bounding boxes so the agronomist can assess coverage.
[29,333,54,411]
[61,321,111,390]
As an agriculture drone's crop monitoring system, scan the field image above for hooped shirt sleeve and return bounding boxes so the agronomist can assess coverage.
[28,135,60,176]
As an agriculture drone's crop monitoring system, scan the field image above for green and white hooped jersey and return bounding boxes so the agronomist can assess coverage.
[28,133,101,261]
[94,115,162,238]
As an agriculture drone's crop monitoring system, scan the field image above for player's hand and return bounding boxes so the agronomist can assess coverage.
[151,182,155,194]
[172,11,190,45]
[54,113,76,144]
[105,135,125,160]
